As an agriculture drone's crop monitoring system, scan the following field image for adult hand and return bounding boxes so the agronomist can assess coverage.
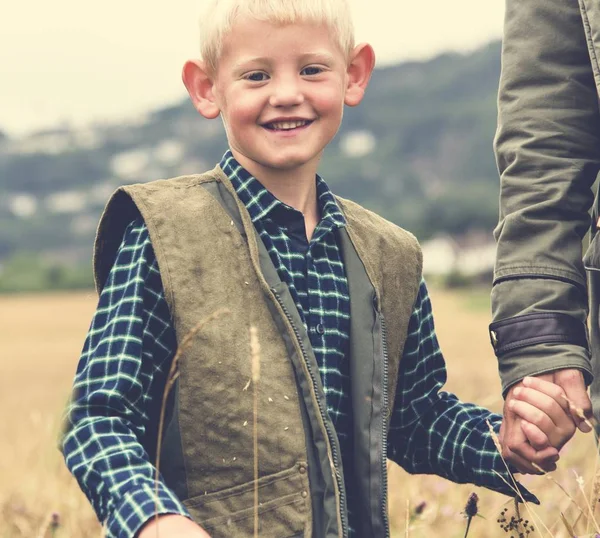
[137,514,211,538]
[509,376,577,458]
[552,368,594,432]
[499,368,592,474]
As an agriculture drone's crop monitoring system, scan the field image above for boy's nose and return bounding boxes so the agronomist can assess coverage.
[269,78,304,108]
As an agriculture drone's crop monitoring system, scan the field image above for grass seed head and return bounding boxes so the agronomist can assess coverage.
[464,493,479,518]
[561,394,596,431]
[50,512,60,529]
[414,501,427,516]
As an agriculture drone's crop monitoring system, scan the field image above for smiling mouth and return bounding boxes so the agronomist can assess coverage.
[263,120,313,131]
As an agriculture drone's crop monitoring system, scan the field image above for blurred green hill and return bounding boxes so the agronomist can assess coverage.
[0,41,503,292]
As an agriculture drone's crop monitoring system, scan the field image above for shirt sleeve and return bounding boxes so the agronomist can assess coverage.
[60,219,189,537]
[388,279,537,503]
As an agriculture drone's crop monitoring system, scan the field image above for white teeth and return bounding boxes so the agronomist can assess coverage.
[268,120,309,130]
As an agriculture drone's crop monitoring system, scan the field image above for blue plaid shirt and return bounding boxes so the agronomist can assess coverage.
[63,152,532,538]
[222,152,353,454]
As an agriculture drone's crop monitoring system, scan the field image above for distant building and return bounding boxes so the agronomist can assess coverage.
[421,231,495,281]
[8,194,37,218]
[45,191,87,214]
[340,130,376,158]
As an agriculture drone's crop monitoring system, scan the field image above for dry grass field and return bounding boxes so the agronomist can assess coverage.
[0,288,597,537]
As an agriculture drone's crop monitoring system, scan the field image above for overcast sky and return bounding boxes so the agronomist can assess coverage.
[1,1,505,137]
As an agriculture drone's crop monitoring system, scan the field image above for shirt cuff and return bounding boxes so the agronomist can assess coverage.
[106,482,190,538]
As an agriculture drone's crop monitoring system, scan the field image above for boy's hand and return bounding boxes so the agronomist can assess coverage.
[508,376,578,471]
[500,374,559,474]
[137,514,211,538]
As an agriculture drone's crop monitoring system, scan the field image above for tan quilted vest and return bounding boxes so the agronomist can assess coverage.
[94,167,422,538]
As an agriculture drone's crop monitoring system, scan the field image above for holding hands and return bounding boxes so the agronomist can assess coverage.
[499,370,593,474]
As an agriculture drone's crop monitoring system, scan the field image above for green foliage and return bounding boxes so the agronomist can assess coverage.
[0,252,93,293]
[444,270,472,289]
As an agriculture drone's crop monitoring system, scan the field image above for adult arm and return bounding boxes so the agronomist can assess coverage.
[61,219,205,537]
[492,0,599,464]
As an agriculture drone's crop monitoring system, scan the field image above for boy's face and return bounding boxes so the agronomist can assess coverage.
[185,18,374,179]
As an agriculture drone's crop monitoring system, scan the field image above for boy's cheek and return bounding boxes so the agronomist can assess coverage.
[316,84,346,109]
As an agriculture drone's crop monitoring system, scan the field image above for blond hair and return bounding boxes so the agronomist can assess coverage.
[198,0,356,73]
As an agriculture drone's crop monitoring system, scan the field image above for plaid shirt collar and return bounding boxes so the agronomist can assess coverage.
[219,150,346,232]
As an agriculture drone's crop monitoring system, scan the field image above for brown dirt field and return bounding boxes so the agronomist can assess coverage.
[0,289,597,537]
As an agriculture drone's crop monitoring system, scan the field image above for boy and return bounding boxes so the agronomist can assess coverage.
[61,1,578,537]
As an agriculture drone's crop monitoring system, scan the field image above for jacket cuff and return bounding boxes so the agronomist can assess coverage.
[489,312,592,395]
[106,482,190,538]
[489,312,588,356]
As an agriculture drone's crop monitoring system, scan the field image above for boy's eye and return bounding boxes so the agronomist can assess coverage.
[301,66,323,76]
[246,72,269,82]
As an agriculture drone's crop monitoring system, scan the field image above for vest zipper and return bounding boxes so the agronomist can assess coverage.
[271,288,348,538]
[380,312,391,538]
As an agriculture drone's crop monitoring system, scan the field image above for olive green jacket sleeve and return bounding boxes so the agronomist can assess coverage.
[492,0,600,395]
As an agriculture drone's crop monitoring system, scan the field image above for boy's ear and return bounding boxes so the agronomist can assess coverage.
[182,60,220,119]
[344,43,376,107]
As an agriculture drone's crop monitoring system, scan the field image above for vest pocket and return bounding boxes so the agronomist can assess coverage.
[183,462,310,538]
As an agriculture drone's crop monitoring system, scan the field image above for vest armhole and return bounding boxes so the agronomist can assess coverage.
[93,190,143,294]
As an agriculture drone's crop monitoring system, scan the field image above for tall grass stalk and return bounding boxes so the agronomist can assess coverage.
[152,308,230,535]
[561,394,600,536]
[560,511,576,537]
[589,445,600,536]
[250,326,261,538]
[574,471,600,533]
[532,462,583,513]
[485,419,553,537]
[34,512,60,538]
